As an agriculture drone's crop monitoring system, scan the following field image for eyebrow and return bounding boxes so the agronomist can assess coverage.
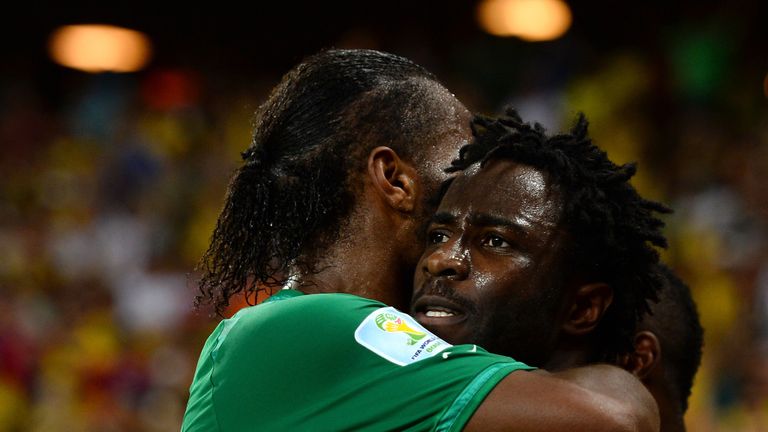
[430,211,529,236]
[468,213,528,236]
[431,211,457,225]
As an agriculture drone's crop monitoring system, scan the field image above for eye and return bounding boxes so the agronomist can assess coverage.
[481,234,511,249]
[428,231,450,245]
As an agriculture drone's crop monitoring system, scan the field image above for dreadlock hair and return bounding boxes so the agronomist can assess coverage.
[448,107,671,360]
[197,49,464,315]
[642,263,704,413]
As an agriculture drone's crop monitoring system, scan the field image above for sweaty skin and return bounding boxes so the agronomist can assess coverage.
[410,159,660,431]
[300,83,472,311]
[187,49,658,431]
[412,160,574,366]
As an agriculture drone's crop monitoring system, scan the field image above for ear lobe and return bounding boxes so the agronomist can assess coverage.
[562,282,613,336]
[622,331,661,379]
[367,146,418,213]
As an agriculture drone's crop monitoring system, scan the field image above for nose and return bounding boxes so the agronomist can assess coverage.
[424,245,469,280]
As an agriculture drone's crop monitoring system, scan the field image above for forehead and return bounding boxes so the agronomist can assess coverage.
[440,160,561,222]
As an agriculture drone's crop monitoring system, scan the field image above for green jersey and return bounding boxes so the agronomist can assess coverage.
[182,290,533,431]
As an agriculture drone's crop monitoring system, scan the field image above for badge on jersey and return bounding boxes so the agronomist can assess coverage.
[354,307,452,366]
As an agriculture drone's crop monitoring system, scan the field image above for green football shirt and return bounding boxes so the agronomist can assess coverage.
[182,290,533,431]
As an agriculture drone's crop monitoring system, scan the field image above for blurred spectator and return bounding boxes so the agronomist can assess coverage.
[1,4,766,430]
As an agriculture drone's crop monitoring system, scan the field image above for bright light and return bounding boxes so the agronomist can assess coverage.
[49,24,152,73]
[477,0,572,42]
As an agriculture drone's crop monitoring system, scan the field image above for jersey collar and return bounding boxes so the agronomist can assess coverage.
[263,289,305,304]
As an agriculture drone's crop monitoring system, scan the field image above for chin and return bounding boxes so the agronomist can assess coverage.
[416,318,471,345]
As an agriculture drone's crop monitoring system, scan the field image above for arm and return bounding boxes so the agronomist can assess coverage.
[465,364,659,432]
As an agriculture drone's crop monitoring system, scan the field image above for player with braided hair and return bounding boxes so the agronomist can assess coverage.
[184,52,659,431]
[196,48,470,315]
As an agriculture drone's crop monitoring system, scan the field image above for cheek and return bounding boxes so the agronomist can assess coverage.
[412,257,428,284]
[471,270,524,304]
[470,271,496,294]
[474,260,536,299]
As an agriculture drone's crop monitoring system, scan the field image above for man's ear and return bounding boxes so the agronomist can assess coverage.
[367,146,418,213]
[618,331,661,379]
[562,283,613,336]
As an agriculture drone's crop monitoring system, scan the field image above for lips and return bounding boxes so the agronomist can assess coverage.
[412,293,468,327]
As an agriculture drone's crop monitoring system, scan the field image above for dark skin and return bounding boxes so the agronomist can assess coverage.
[413,160,613,368]
[410,159,684,430]
[405,159,656,431]
[285,89,656,429]
[622,327,687,432]
[296,86,472,311]
[468,363,658,432]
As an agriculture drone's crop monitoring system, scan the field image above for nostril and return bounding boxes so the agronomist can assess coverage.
[438,268,457,277]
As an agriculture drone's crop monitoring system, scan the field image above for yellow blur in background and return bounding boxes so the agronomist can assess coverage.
[1,2,767,430]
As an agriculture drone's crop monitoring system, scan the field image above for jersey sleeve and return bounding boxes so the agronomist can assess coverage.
[181,321,225,432]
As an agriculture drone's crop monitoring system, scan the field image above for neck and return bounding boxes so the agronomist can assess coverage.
[290,207,414,310]
[659,414,686,432]
[645,378,687,432]
[542,336,597,371]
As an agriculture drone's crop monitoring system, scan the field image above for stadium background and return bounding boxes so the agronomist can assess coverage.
[1,1,766,430]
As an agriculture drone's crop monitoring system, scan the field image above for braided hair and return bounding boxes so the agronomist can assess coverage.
[197,49,460,315]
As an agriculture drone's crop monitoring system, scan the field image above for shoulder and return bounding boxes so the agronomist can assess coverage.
[214,293,386,356]
[234,292,385,327]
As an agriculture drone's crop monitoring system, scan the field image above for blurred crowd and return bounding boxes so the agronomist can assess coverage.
[1,10,767,431]
[0,68,248,430]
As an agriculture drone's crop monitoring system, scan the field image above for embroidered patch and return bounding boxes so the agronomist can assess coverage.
[354,307,451,366]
